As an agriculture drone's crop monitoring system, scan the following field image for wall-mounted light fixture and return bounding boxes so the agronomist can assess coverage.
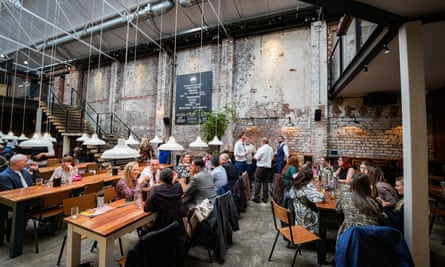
[349,114,360,124]
[363,64,368,72]
[383,44,390,54]
[281,117,296,134]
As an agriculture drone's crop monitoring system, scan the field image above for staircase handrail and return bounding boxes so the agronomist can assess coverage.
[70,88,141,141]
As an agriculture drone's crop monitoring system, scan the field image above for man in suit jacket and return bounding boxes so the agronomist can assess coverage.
[0,154,40,191]
[183,158,216,209]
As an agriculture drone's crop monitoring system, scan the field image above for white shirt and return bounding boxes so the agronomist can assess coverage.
[15,170,28,188]
[234,139,247,162]
[254,144,274,168]
[245,143,257,164]
[139,166,160,187]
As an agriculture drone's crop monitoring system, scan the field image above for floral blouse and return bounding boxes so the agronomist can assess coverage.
[116,178,138,201]
[289,183,325,234]
[336,191,380,237]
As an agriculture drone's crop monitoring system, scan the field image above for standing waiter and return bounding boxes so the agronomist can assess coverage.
[276,135,289,174]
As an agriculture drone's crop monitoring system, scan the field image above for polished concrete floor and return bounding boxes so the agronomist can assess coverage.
[1,198,445,267]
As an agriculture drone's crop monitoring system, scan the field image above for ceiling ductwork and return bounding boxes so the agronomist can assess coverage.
[178,0,209,7]
[36,0,174,51]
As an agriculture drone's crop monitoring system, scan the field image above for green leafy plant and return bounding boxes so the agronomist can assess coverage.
[202,104,237,142]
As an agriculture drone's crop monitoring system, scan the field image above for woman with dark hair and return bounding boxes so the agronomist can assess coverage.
[289,166,325,234]
[280,155,299,207]
[336,173,382,236]
[335,156,355,185]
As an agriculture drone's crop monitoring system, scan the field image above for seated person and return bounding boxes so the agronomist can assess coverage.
[0,154,40,191]
[138,158,161,188]
[183,158,216,210]
[116,161,141,201]
[210,156,227,195]
[289,166,325,234]
[49,155,78,184]
[144,168,187,264]
[380,176,404,233]
[31,142,55,167]
[219,153,238,192]
[175,153,192,183]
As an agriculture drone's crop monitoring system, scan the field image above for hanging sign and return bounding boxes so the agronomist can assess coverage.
[175,71,212,125]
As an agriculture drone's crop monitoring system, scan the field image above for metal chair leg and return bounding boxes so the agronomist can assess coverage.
[268,232,280,261]
[57,233,67,266]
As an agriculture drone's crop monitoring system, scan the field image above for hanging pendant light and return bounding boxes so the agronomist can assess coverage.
[76,133,90,142]
[125,135,139,145]
[189,136,208,148]
[149,135,163,144]
[159,136,184,151]
[17,133,29,141]
[42,132,57,143]
[83,133,106,146]
[19,132,50,148]
[208,135,224,146]
[3,130,18,141]
[101,138,140,159]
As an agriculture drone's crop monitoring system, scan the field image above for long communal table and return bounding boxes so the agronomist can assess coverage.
[65,199,155,267]
[0,171,122,258]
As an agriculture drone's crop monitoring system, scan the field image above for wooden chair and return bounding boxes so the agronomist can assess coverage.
[29,190,72,253]
[268,199,320,267]
[84,180,104,194]
[39,170,53,180]
[86,163,100,172]
[57,193,96,266]
[47,158,61,166]
[103,186,117,203]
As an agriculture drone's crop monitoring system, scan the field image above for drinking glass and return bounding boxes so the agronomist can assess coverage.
[36,178,43,189]
[71,206,79,219]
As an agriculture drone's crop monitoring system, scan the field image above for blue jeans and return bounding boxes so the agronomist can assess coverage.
[234,161,247,177]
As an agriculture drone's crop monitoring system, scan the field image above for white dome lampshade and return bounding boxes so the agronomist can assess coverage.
[208,135,224,146]
[149,135,163,144]
[17,133,29,141]
[19,132,51,148]
[125,135,139,145]
[158,136,184,151]
[83,133,106,146]
[76,133,90,142]
[3,130,18,140]
[189,136,208,148]
[43,132,57,143]
[101,138,140,159]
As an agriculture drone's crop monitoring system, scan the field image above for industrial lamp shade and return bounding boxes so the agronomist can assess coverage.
[125,135,139,145]
[76,133,90,142]
[83,134,106,146]
[158,136,184,151]
[3,131,18,141]
[17,133,29,141]
[19,132,51,148]
[189,136,208,148]
[208,135,224,146]
[43,132,57,143]
[101,138,140,159]
[149,135,163,144]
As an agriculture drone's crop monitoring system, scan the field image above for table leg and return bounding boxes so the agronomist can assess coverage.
[318,209,329,265]
[0,204,6,245]
[97,237,116,267]
[67,224,81,267]
[9,202,26,258]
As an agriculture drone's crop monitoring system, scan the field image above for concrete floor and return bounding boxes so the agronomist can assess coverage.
[1,198,444,267]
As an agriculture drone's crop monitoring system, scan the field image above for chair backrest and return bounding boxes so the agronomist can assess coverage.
[125,221,179,267]
[336,226,414,267]
[270,199,292,229]
[84,180,104,194]
[40,171,53,180]
[86,163,100,171]
[47,158,61,167]
[41,190,72,211]
[62,193,97,217]
[103,186,117,203]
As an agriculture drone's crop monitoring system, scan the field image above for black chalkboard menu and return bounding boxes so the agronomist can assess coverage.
[175,71,212,125]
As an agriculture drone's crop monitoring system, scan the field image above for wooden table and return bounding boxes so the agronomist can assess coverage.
[0,171,122,258]
[65,199,155,267]
[429,185,445,201]
[316,191,343,265]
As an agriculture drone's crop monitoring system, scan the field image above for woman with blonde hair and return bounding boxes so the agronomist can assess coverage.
[116,161,141,200]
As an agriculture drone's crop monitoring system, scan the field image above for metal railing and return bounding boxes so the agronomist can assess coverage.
[70,88,140,140]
